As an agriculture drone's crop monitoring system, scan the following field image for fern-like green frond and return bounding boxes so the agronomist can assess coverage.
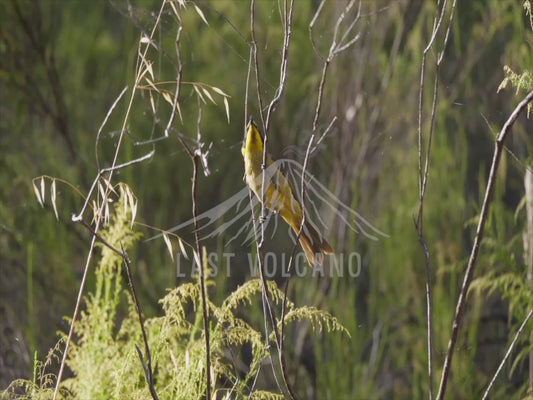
[249,390,286,400]
[274,306,351,339]
[498,65,533,98]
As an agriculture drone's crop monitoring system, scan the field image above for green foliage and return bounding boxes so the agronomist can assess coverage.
[3,187,347,399]
[3,0,533,398]
[277,306,349,338]
[498,66,533,95]
[468,175,533,395]
[470,271,532,322]
[525,0,533,31]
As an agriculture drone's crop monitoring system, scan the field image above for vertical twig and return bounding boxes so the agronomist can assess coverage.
[279,118,336,396]
[95,87,129,172]
[481,309,533,400]
[246,190,284,396]
[525,169,533,392]
[245,3,283,394]
[168,8,211,390]
[250,0,265,129]
[245,5,278,392]
[415,1,457,399]
[192,154,212,400]
[176,133,212,400]
[436,89,533,400]
[309,0,361,255]
[121,244,159,400]
[263,0,294,132]
[249,1,299,398]
[309,0,361,131]
[280,132,315,358]
[53,232,99,400]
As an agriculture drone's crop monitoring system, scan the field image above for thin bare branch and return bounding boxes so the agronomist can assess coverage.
[423,0,450,54]
[121,243,159,400]
[416,1,457,399]
[311,0,361,131]
[244,49,253,131]
[165,24,184,138]
[311,116,337,155]
[436,89,533,400]
[309,0,327,59]
[264,0,294,132]
[175,125,213,399]
[96,86,128,171]
[281,130,316,367]
[249,1,299,398]
[194,162,212,400]
[245,188,285,397]
[481,309,533,400]
[72,150,155,222]
[250,0,265,129]
[53,230,98,400]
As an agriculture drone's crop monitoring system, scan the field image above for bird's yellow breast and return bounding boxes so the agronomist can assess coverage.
[242,122,303,223]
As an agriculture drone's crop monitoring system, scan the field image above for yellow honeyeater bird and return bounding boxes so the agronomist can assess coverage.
[242,120,334,266]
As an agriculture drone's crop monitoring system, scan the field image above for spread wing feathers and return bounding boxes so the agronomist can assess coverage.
[147,158,387,252]
[280,159,388,241]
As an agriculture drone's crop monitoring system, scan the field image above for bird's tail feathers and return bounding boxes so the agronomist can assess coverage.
[296,219,333,267]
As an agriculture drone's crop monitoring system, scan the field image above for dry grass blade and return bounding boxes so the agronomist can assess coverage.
[201,87,216,104]
[223,97,230,123]
[51,179,59,220]
[40,176,45,205]
[163,232,174,261]
[194,85,207,103]
[193,4,209,25]
[176,101,183,123]
[178,237,189,259]
[149,90,157,116]
[104,200,110,224]
[91,200,98,223]
[130,196,137,228]
[101,177,118,196]
[124,185,138,227]
[169,0,180,18]
[162,91,174,106]
[211,86,228,97]
[98,181,105,200]
[33,179,44,207]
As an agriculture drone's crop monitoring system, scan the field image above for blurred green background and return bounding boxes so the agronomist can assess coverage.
[1,0,533,398]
